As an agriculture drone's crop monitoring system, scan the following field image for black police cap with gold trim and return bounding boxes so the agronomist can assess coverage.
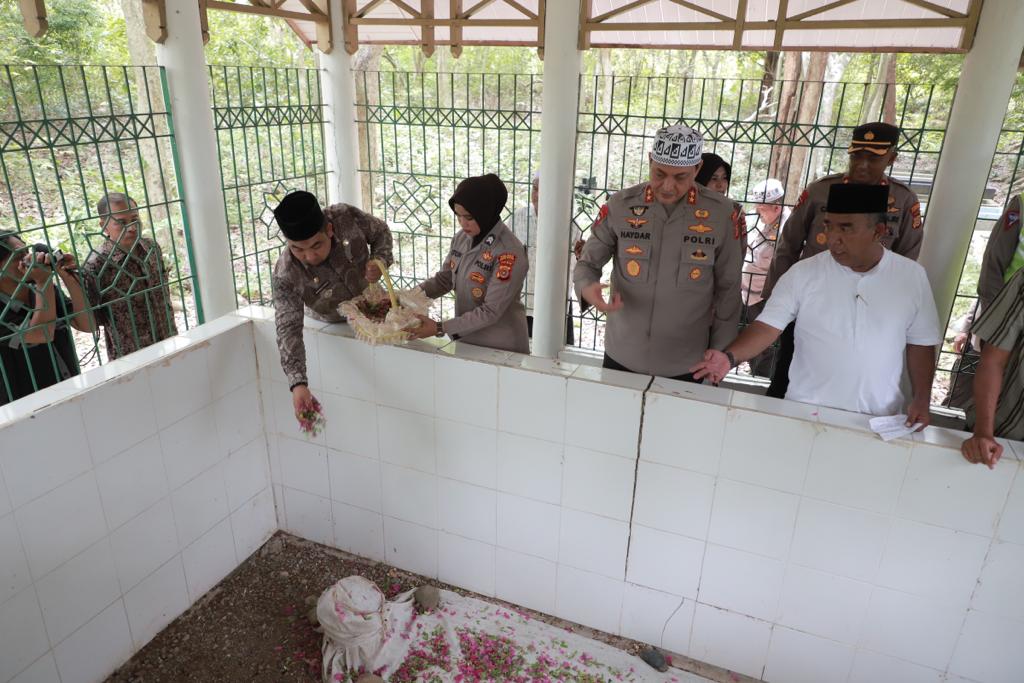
[847,122,900,156]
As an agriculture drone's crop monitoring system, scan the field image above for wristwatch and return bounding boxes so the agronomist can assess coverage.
[434,320,445,338]
[724,350,737,369]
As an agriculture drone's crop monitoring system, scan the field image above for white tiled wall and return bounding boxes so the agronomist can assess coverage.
[258,312,1024,683]
[8,307,1019,683]
[0,317,275,683]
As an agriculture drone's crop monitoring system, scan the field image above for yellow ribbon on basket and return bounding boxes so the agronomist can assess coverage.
[369,258,398,309]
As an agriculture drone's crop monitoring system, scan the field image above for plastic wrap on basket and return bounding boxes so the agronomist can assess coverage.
[338,260,433,345]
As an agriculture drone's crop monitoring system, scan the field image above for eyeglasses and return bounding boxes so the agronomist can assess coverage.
[106,216,141,231]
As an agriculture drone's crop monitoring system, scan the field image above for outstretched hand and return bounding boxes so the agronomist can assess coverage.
[961,435,1003,469]
[581,282,623,313]
[904,398,931,432]
[690,349,730,384]
[411,314,439,339]
[292,384,317,422]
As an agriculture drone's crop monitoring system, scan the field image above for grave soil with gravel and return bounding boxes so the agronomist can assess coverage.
[104,532,752,683]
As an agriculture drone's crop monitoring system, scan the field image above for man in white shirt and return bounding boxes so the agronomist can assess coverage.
[506,171,584,343]
[691,183,941,425]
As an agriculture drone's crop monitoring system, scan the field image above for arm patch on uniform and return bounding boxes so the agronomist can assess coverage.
[593,203,609,230]
[910,201,922,229]
[731,207,745,240]
[795,189,809,208]
[496,253,516,281]
[1005,210,1020,231]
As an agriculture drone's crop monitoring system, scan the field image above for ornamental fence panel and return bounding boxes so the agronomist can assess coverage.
[0,63,199,405]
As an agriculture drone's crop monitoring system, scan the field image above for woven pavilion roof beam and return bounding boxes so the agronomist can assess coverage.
[206,1,316,23]
[355,0,389,15]
[422,0,434,56]
[787,0,858,23]
[18,0,989,54]
[732,0,746,49]
[586,18,969,32]
[502,0,538,19]
[901,0,964,20]
[579,0,983,53]
[203,0,332,52]
[459,0,500,18]
[450,0,463,56]
[773,0,788,49]
[959,0,984,49]
[350,17,536,26]
[666,0,731,23]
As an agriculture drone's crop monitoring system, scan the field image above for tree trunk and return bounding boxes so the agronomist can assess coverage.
[768,51,802,186]
[353,46,384,210]
[784,52,829,200]
[758,51,780,115]
[862,54,883,121]
[881,53,897,123]
[599,48,614,114]
[120,0,174,240]
[809,53,852,179]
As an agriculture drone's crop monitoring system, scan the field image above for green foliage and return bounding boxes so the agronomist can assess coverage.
[0,0,314,68]
[0,0,127,64]
[380,45,541,73]
[204,6,314,68]
[896,52,963,87]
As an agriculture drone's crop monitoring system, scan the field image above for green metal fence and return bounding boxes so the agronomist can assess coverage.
[571,75,956,363]
[354,69,981,406]
[355,70,542,321]
[210,65,328,308]
[0,63,199,405]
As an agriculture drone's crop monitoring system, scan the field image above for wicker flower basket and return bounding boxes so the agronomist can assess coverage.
[338,259,433,345]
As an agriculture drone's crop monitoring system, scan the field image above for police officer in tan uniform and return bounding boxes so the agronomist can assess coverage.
[272,190,394,423]
[946,195,1024,407]
[413,174,530,353]
[762,122,924,397]
[573,125,745,380]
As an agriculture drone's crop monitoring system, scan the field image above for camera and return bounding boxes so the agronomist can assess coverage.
[31,243,67,269]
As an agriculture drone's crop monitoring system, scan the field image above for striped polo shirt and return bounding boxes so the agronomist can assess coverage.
[971,269,1024,440]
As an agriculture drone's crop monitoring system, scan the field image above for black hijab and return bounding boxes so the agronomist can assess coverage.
[449,174,508,247]
[695,153,731,187]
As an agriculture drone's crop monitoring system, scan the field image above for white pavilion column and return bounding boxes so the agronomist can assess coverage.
[532,0,582,358]
[155,2,236,320]
[320,0,363,208]
[918,0,1024,326]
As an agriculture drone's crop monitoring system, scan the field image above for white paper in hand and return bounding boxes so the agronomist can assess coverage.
[869,414,923,442]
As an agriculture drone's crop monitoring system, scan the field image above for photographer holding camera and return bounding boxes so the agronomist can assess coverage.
[0,231,95,405]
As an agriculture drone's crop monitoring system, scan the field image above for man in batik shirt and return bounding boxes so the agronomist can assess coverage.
[83,193,178,360]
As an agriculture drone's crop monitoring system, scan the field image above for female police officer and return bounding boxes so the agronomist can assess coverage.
[412,174,530,353]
